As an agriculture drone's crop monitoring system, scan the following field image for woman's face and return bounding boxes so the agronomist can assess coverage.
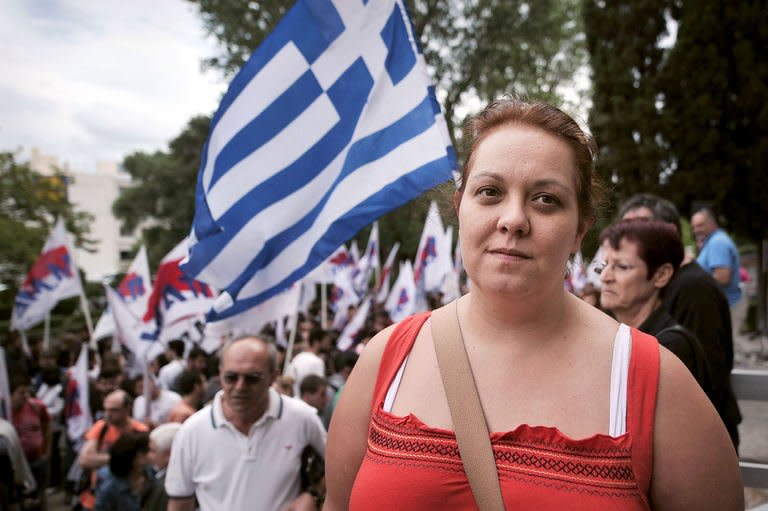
[599,238,658,315]
[457,124,585,297]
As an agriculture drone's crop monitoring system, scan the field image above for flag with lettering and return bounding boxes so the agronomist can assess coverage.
[11,218,82,331]
[182,0,456,322]
[144,239,217,342]
[92,246,153,341]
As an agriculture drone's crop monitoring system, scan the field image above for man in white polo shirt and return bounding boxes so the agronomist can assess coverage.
[165,336,326,511]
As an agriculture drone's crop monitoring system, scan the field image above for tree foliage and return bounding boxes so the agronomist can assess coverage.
[113,115,211,267]
[584,0,670,210]
[658,0,768,242]
[586,0,767,244]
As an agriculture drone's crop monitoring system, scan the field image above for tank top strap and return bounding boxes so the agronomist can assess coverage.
[370,312,431,416]
[626,327,661,497]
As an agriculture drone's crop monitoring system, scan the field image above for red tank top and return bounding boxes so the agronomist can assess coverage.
[349,312,660,510]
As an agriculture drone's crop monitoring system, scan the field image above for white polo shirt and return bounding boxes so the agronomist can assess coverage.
[165,388,326,511]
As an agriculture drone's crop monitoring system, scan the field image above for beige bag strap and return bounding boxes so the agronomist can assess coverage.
[431,300,506,511]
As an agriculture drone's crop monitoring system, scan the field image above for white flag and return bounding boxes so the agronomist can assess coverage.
[385,260,417,323]
[414,201,450,293]
[144,239,217,343]
[12,218,83,331]
[65,344,92,441]
[331,267,361,330]
[92,246,153,341]
[337,297,372,351]
[205,283,302,340]
[376,242,400,304]
[354,222,380,294]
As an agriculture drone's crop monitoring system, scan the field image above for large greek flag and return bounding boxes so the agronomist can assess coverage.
[183,0,456,321]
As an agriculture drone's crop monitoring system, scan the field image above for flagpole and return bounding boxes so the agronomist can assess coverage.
[143,353,151,426]
[81,290,95,347]
[20,330,32,357]
[66,227,94,344]
[43,312,51,350]
[283,310,300,375]
[320,282,327,330]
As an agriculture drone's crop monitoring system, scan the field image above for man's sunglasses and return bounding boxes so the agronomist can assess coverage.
[222,372,265,385]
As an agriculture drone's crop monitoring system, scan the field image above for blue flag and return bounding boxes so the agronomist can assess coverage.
[183,0,456,321]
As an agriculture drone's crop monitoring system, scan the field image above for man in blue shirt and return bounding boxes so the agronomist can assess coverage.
[691,207,745,337]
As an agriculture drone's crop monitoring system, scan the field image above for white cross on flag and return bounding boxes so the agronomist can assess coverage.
[182,0,455,323]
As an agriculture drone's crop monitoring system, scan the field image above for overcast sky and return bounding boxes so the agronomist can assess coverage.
[0,0,226,172]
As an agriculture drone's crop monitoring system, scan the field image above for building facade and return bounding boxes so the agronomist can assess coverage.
[30,148,137,283]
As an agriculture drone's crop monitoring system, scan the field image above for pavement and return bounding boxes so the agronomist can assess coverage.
[735,330,768,509]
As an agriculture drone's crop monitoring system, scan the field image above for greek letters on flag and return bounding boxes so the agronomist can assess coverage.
[143,239,217,342]
[182,0,456,322]
[92,246,153,341]
[11,218,83,331]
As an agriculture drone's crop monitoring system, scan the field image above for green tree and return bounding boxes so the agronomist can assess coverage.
[658,0,767,242]
[584,0,671,210]
[0,151,93,329]
[113,115,211,266]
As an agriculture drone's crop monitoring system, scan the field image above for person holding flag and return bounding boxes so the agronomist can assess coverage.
[324,99,743,510]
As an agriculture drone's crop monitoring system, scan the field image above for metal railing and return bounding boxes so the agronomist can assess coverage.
[732,368,768,489]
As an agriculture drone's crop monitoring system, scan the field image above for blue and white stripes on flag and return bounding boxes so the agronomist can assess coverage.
[182,0,456,322]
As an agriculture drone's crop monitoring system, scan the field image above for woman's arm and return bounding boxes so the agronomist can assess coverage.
[650,347,743,510]
[323,325,394,511]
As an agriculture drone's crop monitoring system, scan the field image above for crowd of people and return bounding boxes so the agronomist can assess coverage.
[1,98,749,510]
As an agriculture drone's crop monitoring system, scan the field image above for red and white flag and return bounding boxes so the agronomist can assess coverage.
[376,242,400,304]
[337,296,372,351]
[144,239,217,343]
[330,267,361,330]
[414,202,450,293]
[385,260,417,322]
[92,246,153,342]
[65,344,92,441]
[353,223,380,294]
[12,218,83,331]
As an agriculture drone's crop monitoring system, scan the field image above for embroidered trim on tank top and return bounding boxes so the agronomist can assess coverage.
[382,323,632,438]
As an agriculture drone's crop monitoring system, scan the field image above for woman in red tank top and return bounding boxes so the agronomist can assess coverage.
[324,99,742,510]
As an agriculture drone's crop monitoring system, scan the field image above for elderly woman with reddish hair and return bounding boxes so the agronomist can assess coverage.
[599,219,714,399]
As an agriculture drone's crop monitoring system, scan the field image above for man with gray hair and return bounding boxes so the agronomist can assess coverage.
[144,422,182,511]
[165,336,326,511]
[619,194,741,448]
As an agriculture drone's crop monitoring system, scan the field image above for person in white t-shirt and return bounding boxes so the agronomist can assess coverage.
[285,327,330,396]
[133,377,182,427]
[157,340,186,391]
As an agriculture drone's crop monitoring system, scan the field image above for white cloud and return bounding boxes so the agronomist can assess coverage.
[0,0,226,171]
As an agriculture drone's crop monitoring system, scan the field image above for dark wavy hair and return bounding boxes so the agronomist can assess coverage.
[600,219,684,280]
